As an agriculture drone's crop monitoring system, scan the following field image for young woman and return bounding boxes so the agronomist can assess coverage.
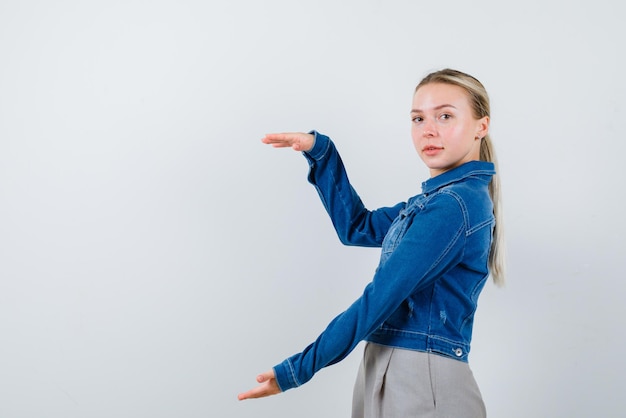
[238,68,505,418]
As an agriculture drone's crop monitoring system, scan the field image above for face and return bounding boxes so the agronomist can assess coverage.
[411,83,489,177]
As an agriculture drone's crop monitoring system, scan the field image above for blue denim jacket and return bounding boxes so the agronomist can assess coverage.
[273,132,495,392]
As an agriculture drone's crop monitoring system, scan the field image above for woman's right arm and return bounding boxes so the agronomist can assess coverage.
[262,131,403,247]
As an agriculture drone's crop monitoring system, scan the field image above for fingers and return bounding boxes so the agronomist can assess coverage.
[261,133,292,148]
[237,370,280,401]
[256,370,274,383]
[237,385,268,400]
[262,132,297,142]
[237,387,261,400]
[261,132,314,152]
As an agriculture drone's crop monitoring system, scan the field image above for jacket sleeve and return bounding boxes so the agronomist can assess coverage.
[273,191,468,392]
[303,131,404,247]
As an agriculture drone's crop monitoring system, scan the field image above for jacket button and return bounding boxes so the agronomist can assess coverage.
[454,348,463,357]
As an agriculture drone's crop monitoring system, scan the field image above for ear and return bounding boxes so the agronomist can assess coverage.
[476,116,490,139]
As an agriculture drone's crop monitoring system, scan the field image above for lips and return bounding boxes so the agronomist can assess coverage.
[422,145,443,156]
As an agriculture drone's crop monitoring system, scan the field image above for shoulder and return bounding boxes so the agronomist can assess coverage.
[437,179,494,230]
[421,191,467,225]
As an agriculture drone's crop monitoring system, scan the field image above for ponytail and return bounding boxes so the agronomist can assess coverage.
[480,135,505,286]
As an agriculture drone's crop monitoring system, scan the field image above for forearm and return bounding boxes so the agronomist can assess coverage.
[303,131,400,247]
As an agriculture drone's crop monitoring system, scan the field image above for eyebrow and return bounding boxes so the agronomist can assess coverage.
[410,104,457,113]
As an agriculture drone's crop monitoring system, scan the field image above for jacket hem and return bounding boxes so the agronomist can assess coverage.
[366,327,471,363]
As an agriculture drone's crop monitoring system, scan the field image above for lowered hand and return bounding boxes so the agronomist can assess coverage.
[237,370,281,401]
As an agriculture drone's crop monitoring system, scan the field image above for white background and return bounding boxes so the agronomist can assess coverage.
[1,1,624,417]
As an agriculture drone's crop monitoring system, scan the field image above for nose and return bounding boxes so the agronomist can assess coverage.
[422,118,436,137]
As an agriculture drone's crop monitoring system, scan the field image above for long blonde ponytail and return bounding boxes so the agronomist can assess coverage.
[480,134,505,286]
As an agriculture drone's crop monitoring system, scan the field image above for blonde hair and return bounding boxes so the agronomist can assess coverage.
[416,69,505,286]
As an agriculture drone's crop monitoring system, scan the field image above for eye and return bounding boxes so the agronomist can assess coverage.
[439,113,452,120]
[411,115,423,123]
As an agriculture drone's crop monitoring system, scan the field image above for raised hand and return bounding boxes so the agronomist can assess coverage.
[261,132,315,152]
[237,370,281,401]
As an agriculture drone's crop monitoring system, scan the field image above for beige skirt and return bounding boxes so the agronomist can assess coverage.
[352,343,486,418]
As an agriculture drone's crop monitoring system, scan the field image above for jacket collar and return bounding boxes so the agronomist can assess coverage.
[421,161,495,195]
